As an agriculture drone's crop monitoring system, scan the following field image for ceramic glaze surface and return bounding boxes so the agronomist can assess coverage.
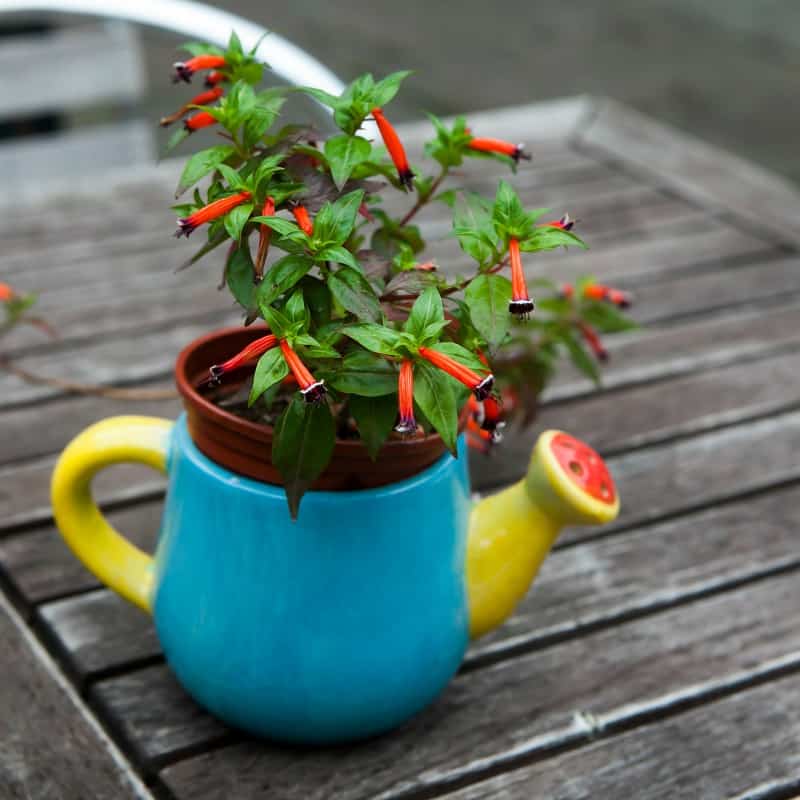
[152,416,471,742]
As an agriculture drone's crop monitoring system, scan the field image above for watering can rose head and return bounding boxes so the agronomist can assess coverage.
[163,33,638,516]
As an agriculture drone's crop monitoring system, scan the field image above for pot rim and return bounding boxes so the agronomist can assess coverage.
[175,325,465,454]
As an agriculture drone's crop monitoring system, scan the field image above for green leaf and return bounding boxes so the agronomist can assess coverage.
[297,86,342,109]
[252,153,285,195]
[328,350,397,396]
[257,255,314,305]
[252,216,305,238]
[315,245,361,271]
[180,42,225,57]
[299,276,332,326]
[216,163,244,188]
[324,135,372,189]
[226,243,256,310]
[227,30,244,59]
[272,397,336,519]
[285,288,307,324]
[465,274,512,349]
[562,330,601,385]
[349,394,398,460]
[413,360,458,455]
[223,202,253,242]
[328,268,382,322]
[314,189,364,246]
[165,126,189,154]
[259,304,292,338]
[248,348,289,405]
[175,145,236,197]
[404,286,444,339]
[419,320,452,342]
[452,191,500,266]
[520,227,587,253]
[492,179,531,239]
[342,323,402,355]
[243,95,285,148]
[372,70,413,107]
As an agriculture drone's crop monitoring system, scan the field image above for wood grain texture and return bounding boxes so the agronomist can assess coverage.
[0,121,155,190]
[37,470,800,691]
[438,671,800,800]
[473,347,800,491]
[0,591,150,799]
[5,295,800,536]
[0,22,144,119]
[577,96,800,248]
[20,374,800,684]
[0,502,162,607]
[157,573,800,799]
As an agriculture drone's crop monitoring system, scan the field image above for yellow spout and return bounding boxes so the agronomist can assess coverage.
[467,430,620,639]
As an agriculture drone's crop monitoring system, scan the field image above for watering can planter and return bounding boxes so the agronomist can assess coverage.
[51,327,619,744]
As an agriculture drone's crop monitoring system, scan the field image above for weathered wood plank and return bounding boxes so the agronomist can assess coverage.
[437,673,800,800]
[0,390,179,467]
[630,254,800,325]
[0,121,155,190]
[577,96,800,248]
[25,412,800,678]
[38,591,160,686]
[437,222,776,286]
[0,503,162,607]
[472,346,800,490]
[0,312,238,409]
[5,298,800,535]
[0,162,634,286]
[0,22,144,120]
[0,220,777,411]
[147,571,800,798]
[544,301,800,407]
[0,591,151,799]
[38,476,800,693]
[90,665,233,767]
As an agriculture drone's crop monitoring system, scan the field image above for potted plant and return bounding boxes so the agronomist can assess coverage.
[49,34,631,743]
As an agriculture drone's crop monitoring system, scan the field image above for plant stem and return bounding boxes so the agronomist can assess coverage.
[398,167,448,227]
[0,359,178,400]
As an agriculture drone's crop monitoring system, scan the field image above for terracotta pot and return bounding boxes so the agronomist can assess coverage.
[175,326,462,490]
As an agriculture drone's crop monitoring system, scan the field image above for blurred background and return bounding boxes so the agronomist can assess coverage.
[1,0,799,184]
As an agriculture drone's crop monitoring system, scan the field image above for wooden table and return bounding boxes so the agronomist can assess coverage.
[2,96,800,799]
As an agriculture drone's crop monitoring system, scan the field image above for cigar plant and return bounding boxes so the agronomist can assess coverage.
[164,33,636,514]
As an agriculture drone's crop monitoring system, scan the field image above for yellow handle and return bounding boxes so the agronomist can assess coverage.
[50,416,173,614]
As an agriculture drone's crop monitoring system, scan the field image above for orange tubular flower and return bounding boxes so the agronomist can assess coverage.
[542,213,575,231]
[206,334,278,385]
[291,204,314,236]
[176,191,252,237]
[578,322,608,361]
[279,339,326,403]
[255,196,276,279]
[561,282,632,308]
[395,359,417,435]
[508,238,534,318]
[160,87,224,127]
[184,110,217,133]
[173,54,227,83]
[205,70,225,87]
[417,346,494,400]
[468,137,530,163]
[372,107,414,190]
[0,282,13,302]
